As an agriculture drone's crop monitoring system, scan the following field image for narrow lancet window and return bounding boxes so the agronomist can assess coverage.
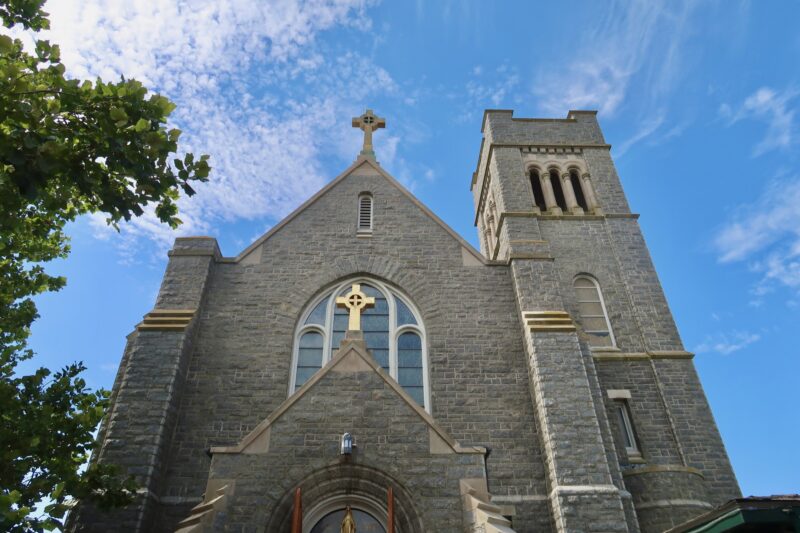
[574,276,615,347]
[295,331,324,391]
[398,332,424,405]
[570,170,588,211]
[615,400,640,456]
[529,169,547,211]
[358,193,373,233]
[550,169,568,211]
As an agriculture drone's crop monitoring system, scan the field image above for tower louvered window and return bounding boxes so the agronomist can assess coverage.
[358,194,373,232]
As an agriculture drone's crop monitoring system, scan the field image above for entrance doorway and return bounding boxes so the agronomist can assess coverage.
[310,508,386,533]
[302,493,389,533]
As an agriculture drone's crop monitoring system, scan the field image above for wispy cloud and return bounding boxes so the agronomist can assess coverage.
[714,175,800,297]
[533,0,699,116]
[26,0,394,257]
[694,330,761,355]
[719,86,799,156]
[456,64,520,122]
[615,112,665,157]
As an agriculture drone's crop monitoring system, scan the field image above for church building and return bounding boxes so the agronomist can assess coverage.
[70,109,740,533]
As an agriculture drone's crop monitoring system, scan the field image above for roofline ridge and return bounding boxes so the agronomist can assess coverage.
[230,157,486,265]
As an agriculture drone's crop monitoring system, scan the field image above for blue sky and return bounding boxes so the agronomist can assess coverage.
[14,0,800,496]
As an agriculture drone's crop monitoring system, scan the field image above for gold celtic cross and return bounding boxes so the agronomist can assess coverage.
[352,109,386,158]
[336,284,376,331]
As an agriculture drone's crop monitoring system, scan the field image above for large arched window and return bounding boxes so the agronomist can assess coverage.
[291,278,429,410]
[573,276,616,347]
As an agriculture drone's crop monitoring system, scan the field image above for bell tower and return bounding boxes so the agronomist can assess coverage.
[472,110,739,533]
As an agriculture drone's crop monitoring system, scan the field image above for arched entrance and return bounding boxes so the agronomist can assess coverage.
[305,494,387,533]
[309,507,384,533]
[266,463,423,533]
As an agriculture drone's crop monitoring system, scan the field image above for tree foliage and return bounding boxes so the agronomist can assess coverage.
[0,0,210,529]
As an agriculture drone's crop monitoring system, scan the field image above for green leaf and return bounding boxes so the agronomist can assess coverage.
[52,482,65,499]
[0,34,13,53]
[0,3,210,526]
[134,118,150,132]
[152,95,176,115]
[109,107,128,123]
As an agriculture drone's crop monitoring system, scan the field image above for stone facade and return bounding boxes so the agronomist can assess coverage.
[69,110,739,533]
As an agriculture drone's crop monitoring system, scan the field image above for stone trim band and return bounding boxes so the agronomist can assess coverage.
[523,311,577,332]
[622,465,704,478]
[136,309,196,331]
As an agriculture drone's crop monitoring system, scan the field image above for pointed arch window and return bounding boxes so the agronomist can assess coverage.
[573,276,615,347]
[291,278,429,410]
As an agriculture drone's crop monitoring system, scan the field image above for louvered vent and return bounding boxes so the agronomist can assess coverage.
[358,194,373,232]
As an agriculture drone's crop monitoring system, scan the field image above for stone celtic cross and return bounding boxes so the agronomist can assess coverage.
[336,283,376,331]
[352,109,386,158]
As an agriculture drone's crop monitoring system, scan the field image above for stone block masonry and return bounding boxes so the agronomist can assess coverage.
[70,109,740,533]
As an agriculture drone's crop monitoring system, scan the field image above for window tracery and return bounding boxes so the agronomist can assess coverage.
[291,278,429,410]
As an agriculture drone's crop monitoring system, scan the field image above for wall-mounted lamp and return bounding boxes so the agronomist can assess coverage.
[340,432,354,455]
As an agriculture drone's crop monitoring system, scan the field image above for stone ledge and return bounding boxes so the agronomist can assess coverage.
[550,484,621,497]
[622,465,704,479]
[167,248,219,258]
[592,350,694,362]
[505,254,555,263]
[136,309,196,332]
[635,499,713,511]
[523,311,576,332]
[487,210,639,229]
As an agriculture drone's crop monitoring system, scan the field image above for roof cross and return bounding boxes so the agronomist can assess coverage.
[352,109,386,159]
[335,284,376,331]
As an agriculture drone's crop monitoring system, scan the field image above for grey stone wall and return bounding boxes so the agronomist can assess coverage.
[70,239,219,532]
[76,109,740,533]
[144,167,551,532]
[476,110,740,533]
[207,340,488,532]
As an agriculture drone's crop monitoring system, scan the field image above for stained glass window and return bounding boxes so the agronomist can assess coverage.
[295,331,324,391]
[292,279,427,409]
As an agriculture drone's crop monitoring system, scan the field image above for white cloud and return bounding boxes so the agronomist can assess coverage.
[694,330,761,355]
[29,0,400,256]
[614,112,665,157]
[720,86,798,156]
[714,176,800,295]
[457,64,520,122]
[715,177,800,263]
[534,0,698,116]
